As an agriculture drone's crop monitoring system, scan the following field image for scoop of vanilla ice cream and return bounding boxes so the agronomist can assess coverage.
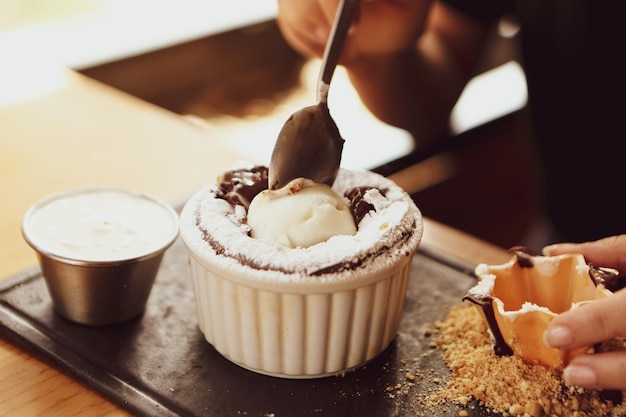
[247,178,356,248]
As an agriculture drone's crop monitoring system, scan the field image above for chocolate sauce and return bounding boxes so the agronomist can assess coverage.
[462,293,514,357]
[600,387,624,405]
[345,187,377,226]
[589,264,621,292]
[464,246,531,356]
[507,246,537,268]
[216,165,268,209]
[202,166,409,276]
[215,166,383,227]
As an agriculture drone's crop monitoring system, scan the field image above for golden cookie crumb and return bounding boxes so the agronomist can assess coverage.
[425,303,626,417]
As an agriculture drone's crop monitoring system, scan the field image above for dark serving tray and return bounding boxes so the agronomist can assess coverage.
[0,236,499,417]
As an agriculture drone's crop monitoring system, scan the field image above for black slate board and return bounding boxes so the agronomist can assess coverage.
[0,237,499,417]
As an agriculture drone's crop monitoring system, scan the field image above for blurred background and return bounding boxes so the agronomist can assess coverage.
[1,0,542,249]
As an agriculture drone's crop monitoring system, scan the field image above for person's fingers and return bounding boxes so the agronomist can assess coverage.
[278,0,435,63]
[542,236,626,391]
[277,19,327,58]
[544,288,626,349]
[318,0,341,24]
[563,352,626,390]
[543,234,626,273]
[276,0,332,58]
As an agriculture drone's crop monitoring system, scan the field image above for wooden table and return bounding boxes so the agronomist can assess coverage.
[0,57,509,416]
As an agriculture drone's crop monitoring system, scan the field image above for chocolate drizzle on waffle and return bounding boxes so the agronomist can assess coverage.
[462,293,514,357]
[589,264,621,292]
[465,246,623,362]
[508,245,623,292]
[507,245,537,268]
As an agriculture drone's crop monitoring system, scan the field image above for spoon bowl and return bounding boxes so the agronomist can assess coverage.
[269,0,360,190]
[269,102,343,189]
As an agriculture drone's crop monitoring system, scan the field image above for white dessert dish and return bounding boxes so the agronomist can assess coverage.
[179,167,423,378]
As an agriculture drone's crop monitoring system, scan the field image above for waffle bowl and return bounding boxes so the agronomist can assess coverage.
[464,247,617,368]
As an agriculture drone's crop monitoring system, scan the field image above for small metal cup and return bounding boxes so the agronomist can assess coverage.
[22,187,179,326]
[32,249,169,325]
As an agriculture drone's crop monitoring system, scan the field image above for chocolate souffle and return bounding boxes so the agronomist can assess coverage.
[179,165,423,378]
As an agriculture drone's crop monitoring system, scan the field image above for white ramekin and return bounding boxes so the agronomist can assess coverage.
[180,168,422,378]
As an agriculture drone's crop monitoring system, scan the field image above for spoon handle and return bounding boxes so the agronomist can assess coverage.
[317,0,360,104]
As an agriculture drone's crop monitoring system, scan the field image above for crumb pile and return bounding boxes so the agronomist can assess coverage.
[428,303,626,417]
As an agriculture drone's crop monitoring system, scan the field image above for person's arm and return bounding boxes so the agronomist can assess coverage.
[543,236,626,390]
[276,0,495,144]
[346,1,493,144]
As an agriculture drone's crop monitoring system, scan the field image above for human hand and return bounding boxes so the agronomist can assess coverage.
[543,235,626,390]
[276,0,434,64]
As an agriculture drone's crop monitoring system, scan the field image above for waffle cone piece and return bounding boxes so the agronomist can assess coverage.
[465,246,617,368]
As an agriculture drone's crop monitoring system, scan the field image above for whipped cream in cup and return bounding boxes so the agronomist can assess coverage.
[22,187,179,325]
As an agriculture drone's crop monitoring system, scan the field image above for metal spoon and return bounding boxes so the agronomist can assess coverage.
[269,0,360,190]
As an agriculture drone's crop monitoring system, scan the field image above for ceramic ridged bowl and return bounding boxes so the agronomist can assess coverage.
[180,168,423,378]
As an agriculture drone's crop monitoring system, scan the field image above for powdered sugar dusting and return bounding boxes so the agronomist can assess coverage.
[180,168,422,283]
[469,268,496,296]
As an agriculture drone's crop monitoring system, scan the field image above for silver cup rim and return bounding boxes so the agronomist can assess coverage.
[22,186,179,266]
